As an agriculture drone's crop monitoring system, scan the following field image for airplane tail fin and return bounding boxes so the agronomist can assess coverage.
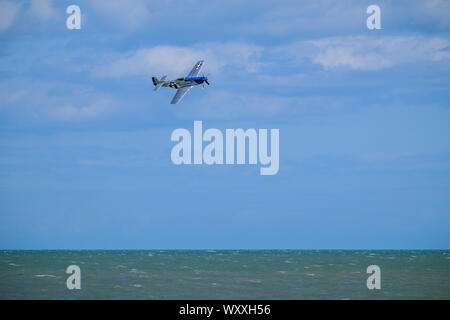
[153,75,167,91]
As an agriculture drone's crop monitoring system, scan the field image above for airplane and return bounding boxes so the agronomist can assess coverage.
[152,60,210,104]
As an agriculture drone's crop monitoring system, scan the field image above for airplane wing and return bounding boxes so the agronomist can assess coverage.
[171,86,193,104]
[186,60,203,77]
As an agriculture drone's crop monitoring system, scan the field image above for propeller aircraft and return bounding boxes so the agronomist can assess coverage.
[152,60,210,104]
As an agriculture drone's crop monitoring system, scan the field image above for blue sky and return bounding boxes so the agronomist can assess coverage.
[0,0,449,249]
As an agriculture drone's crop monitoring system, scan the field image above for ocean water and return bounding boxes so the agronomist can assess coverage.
[0,250,449,299]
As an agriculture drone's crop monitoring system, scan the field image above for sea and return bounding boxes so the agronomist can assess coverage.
[0,250,449,299]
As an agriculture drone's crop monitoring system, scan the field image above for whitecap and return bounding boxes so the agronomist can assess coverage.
[132,284,143,288]
[130,268,146,274]
[248,279,262,283]
[34,274,57,278]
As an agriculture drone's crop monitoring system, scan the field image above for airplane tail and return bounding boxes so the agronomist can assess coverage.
[153,75,167,91]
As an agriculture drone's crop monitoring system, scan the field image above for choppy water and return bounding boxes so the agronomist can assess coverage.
[0,250,449,299]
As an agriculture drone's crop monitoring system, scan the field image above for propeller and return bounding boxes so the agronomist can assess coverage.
[201,73,210,89]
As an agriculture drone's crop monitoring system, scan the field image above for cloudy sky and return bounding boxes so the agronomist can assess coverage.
[0,0,449,249]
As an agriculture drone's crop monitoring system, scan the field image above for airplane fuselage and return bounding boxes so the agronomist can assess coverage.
[161,77,208,89]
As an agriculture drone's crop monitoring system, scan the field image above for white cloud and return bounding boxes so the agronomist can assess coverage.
[279,36,450,70]
[242,0,365,36]
[236,0,450,36]
[93,36,449,80]
[28,0,58,21]
[87,0,151,30]
[387,0,450,31]
[0,1,21,32]
[172,89,351,120]
[49,98,115,121]
[310,41,392,70]
[93,43,263,79]
[0,79,118,122]
[174,90,291,119]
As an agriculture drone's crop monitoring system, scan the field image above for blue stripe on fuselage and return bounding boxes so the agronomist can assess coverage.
[186,77,207,81]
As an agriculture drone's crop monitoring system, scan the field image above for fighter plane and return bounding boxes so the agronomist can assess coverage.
[152,60,210,104]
